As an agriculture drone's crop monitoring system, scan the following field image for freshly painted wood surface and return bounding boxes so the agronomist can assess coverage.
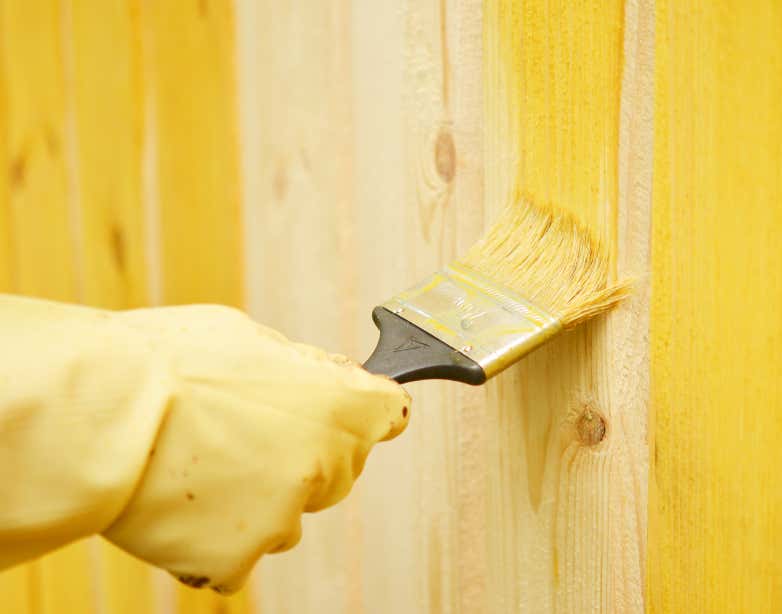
[145,3,249,613]
[0,10,11,293]
[67,4,159,614]
[648,1,782,611]
[0,2,92,613]
[484,1,653,612]
[0,1,249,613]
[148,0,243,308]
[0,0,76,301]
[69,0,148,310]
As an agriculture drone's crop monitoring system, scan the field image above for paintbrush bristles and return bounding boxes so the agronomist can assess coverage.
[458,198,630,328]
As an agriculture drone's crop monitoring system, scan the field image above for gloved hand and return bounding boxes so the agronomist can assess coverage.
[0,295,410,594]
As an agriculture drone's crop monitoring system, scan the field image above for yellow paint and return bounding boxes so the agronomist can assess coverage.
[648,1,782,611]
[0,1,94,612]
[484,2,650,612]
[0,1,247,612]
[37,546,96,614]
[147,0,243,307]
[0,566,33,614]
[68,5,155,609]
[0,0,76,300]
[0,15,12,293]
[489,0,627,524]
[489,0,624,239]
[144,2,246,609]
[176,586,253,614]
[69,0,148,309]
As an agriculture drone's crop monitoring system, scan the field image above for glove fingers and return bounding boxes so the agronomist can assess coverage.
[103,304,411,594]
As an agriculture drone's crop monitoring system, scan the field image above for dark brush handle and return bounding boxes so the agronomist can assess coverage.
[362,307,486,385]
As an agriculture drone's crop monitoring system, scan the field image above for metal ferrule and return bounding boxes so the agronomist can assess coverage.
[382,263,563,379]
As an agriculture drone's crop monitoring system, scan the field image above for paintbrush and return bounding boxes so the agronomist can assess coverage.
[363,198,629,384]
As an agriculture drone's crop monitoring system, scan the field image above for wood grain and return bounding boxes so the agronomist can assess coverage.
[0,3,12,292]
[0,1,93,612]
[65,2,160,612]
[144,1,248,612]
[238,1,358,611]
[10,1,771,612]
[0,1,248,612]
[147,0,243,308]
[648,1,782,611]
[0,0,76,301]
[69,0,147,310]
[484,1,653,612]
[355,1,486,613]
[239,1,486,613]
[0,566,33,614]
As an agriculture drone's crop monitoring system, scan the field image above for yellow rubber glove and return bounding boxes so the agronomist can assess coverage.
[0,295,409,594]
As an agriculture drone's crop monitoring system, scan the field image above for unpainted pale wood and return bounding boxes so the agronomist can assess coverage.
[394,2,489,613]
[354,1,487,612]
[648,1,782,611]
[483,0,653,612]
[239,1,486,613]
[238,1,359,611]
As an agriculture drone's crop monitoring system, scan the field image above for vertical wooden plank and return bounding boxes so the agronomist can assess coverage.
[36,548,96,614]
[484,0,653,612]
[238,1,357,611]
[0,4,14,292]
[0,0,76,300]
[64,2,160,611]
[350,3,413,611]
[0,2,160,612]
[648,1,782,612]
[68,0,147,310]
[240,0,355,346]
[1,0,246,612]
[148,0,243,308]
[0,7,24,603]
[395,2,489,613]
[145,1,247,612]
[0,567,33,614]
[239,1,488,612]
[352,0,487,612]
[0,1,95,613]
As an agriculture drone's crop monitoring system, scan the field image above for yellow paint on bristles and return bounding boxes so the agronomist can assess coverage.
[458,197,629,328]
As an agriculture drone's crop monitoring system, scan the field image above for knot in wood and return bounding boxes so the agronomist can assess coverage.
[9,155,26,189]
[576,407,606,446]
[273,160,288,201]
[434,129,456,183]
